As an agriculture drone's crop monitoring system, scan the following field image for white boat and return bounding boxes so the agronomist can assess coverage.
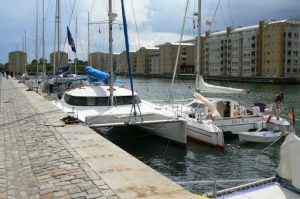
[160,0,224,149]
[236,130,283,143]
[203,131,300,199]
[168,95,288,140]
[53,2,187,145]
[54,85,187,144]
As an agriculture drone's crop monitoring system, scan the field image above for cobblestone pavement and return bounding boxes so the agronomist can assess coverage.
[0,77,119,199]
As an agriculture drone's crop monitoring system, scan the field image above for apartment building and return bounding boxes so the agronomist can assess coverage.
[149,50,160,74]
[136,47,159,75]
[8,51,27,74]
[50,51,68,70]
[89,52,107,70]
[203,19,300,78]
[89,52,119,72]
[118,51,137,75]
[157,42,195,75]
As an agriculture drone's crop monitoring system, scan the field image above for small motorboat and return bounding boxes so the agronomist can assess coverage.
[235,130,283,143]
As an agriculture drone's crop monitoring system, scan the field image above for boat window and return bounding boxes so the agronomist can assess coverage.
[87,97,96,106]
[64,93,140,106]
[64,93,87,106]
[115,96,141,105]
[96,97,110,106]
[189,102,205,108]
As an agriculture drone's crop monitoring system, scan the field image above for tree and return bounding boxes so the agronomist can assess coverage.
[31,59,37,65]
[39,57,47,65]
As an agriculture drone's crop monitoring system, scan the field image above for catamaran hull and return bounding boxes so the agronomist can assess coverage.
[186,120,224,149]
[137,119,187,145]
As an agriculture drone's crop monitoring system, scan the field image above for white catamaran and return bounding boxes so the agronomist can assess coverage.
[53,0,187,144]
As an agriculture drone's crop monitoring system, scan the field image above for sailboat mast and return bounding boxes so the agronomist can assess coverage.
[108,0,114,106]
[75,16,78,77]
[35,0,39,75]
[25,29,27,73]
[87,12,90,65]
[195,0,201,90]
[53,0,60,75]
[42,0,46,75]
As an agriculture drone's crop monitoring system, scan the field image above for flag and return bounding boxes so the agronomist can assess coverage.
[67,26,76,53]
[288,107,295,128]
[206,20,212,26]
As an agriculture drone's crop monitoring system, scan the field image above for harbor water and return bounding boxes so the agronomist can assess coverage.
[102,77,300,195]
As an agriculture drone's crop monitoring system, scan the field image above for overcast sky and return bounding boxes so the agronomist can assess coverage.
[1,0,300,64]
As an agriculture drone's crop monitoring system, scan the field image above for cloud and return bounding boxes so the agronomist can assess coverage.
[1,0,300,64]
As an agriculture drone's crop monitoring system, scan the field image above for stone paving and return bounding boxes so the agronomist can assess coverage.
[0,77,119,199]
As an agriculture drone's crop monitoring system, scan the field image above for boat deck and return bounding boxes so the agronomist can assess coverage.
[86,113,179,127]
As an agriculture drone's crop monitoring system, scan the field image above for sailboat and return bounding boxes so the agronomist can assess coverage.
[164,0,290,143]
[156,0,224,149]
[53,0,187,144]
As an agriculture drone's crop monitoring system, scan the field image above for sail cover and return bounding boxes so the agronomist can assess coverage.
[276,132,300,189]
[194,92,221,118]
[196,75,248,94]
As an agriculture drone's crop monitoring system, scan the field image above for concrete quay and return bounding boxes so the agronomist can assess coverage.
[0,77,196,199]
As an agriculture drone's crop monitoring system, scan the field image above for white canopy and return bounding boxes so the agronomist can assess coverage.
[194,92,220,118]
[276,132,300,189]
[196,75,248,94]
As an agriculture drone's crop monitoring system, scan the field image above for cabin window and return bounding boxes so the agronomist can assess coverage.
[64,93,141,106]
[115,96,141,105]
[87,97,96,106]
[64,94,87,106]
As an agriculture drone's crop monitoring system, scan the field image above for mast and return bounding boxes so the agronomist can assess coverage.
[42,0,46,75]
[75,16,78,77]
[25,29,27,73]
[35,0,39,75]
[87,12,90,65]
[195,0,201,90]
[108,0,116,106]
[53,0,60,76]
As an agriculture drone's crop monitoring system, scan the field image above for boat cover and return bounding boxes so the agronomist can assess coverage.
[85,66,109,85]
[196,75,248,94]
[194,92,220,118]
[276,132,300,189]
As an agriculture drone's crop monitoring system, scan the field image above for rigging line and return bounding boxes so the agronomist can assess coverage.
[219,0,228,28]
[208,0,221,33]
[130,0,141,50]
[227,0,234,27]
[61,0,77,54]
[90,0,96,16]
[171,0,190,91]
[77,26,87,61]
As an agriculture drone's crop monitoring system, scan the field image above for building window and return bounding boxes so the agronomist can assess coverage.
[294,51,298,56]
[293,68,297,73]
[287,68,291,73]
[288,41,292,47]
[293,60,298,65]
[294,33,298,39]
[288,32,292,38]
